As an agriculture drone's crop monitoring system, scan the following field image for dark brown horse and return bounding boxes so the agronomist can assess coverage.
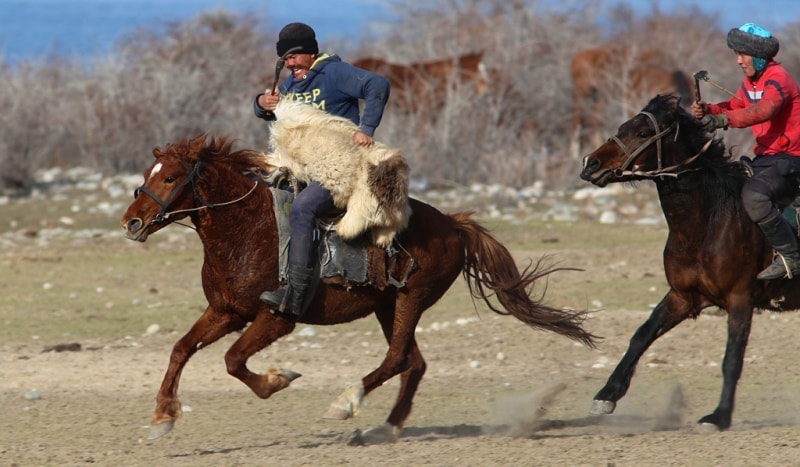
[121,134,597,443]
[580,94,800,430]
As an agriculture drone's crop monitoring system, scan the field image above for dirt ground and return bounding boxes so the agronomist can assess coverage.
[2,207,800,466]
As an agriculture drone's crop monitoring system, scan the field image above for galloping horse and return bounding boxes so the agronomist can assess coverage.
[121,134,597,443]
[570,46,694,157]
[580,94,800,430]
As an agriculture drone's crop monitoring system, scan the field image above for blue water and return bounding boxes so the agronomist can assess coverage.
[0,0,389,63]
[1,0,797,64]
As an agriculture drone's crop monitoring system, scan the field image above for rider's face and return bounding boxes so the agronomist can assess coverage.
[734,51,757,79]
[283,53,316,79]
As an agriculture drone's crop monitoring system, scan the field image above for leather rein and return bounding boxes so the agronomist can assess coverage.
[134,159,259,226]
[610,111,713,179]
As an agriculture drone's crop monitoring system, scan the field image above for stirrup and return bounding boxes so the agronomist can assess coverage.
[260,285,289,310]
[757,253,800,280]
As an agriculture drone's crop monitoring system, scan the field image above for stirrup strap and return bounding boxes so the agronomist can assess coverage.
[770,251,797,279]
[778,253,795,279]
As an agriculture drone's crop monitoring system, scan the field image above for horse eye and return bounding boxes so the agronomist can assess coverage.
[637,130,650,138]
[165,176,176,183]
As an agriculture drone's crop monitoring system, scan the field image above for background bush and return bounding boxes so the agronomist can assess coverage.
[2,0,799,194]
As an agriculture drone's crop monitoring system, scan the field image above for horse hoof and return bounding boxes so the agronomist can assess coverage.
[323,384,364,420]
[279,368,302,383]
[147,421,175,440]
[589,399,616,415]
[695,422,721,434]
[347,423,400,445]
[323,406,351,420]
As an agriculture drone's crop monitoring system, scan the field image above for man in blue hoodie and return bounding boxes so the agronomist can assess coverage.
[253,22,391,320]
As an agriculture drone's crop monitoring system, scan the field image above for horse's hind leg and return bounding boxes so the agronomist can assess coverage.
[224,311,299,399]
[697,301,753,430]
[326,306,426,445]
[149,307,245,439]
[591,292,692,415]
[384,338,425,425]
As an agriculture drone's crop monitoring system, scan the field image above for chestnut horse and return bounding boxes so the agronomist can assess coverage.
[580,94,800,430]
[352,52,487,115]
[121,134,597,443]
[570,46,694,157]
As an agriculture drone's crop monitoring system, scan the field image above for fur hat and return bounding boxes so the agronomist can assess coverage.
[276,22,319,57]
[726,23,779,59]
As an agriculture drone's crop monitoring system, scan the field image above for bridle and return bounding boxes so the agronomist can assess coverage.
[134,159,258,225]
[609,110,713,179]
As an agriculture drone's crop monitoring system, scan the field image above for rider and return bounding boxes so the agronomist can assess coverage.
[692,23,800,280]
[253,22,391,319]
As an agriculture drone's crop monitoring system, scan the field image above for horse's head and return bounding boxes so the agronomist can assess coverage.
[121,135,210,241]
[122,135,272,242]
[580,94,710,187]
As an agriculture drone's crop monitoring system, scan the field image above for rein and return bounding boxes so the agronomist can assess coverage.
[134,159,259,226]
[610,111,713,179]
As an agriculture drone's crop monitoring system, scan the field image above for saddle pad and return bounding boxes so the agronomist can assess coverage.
[270,187,368,284]
[270,187,293,281]
[318,227,368,283]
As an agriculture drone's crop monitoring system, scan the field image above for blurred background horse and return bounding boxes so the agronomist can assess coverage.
[570,46,694,158]
[353,51,488,120]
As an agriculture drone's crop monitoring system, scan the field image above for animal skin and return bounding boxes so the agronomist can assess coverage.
[267,100,411,247]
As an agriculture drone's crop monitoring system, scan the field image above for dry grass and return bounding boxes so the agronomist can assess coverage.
[0,196,668,346]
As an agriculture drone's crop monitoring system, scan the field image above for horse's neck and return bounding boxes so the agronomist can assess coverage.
[193,183,277,258]
[655,173,739,241]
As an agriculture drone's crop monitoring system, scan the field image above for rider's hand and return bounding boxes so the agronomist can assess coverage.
[701,113,728,133]
[691,101,708,119]
[353,131,374,147]
[257,92,281,112]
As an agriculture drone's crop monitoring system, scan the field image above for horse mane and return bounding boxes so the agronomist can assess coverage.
[643,95,746,199]
[154,134,271,173]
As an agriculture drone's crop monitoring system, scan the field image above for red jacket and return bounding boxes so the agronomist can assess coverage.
[708,60,800,156]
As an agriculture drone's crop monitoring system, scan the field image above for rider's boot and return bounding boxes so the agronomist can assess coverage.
[756,214,800,280]
[260,263,317,320]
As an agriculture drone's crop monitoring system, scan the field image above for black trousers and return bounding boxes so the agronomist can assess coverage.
[741,154,800,223]
[288,181,334,268]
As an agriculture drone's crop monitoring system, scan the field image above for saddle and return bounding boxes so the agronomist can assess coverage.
[259,167,413,290]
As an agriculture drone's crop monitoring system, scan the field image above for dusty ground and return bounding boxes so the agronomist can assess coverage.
[2,201,800,466]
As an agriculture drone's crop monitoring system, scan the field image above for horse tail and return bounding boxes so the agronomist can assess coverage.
[449,212,598,348]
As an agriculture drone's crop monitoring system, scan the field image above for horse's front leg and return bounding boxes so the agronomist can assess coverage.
[697,301,753,430]
[591,292,691,415]
[224,311,299,398]
[149,307,245,440]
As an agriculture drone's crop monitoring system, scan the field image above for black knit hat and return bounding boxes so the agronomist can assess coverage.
[726,23,779,59]
[276,22,319,57]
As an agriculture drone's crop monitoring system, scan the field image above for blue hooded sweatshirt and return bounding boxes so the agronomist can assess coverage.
[254,53,390,137]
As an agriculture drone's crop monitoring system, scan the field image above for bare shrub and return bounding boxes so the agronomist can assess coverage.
[0,8,275,188]
[354,0,601,188]
[0,58,88,193]
[3,1,799,194]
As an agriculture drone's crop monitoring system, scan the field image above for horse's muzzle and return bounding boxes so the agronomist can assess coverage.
[580,156,603,183]
[123,218,149,242]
